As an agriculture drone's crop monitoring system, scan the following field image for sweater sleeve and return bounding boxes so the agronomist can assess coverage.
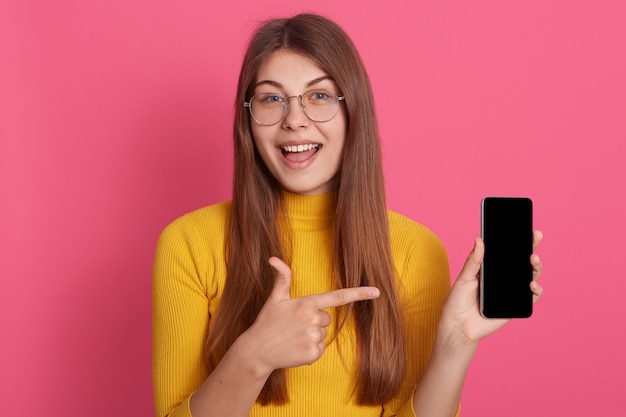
[152,213,217,417]
[384,213,457,417]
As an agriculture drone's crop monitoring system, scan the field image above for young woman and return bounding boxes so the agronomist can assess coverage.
[152,13,544,417]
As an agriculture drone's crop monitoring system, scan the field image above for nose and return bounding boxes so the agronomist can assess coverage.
[281,95,309,129]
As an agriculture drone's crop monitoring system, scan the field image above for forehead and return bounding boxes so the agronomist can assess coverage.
[255,50,334,91]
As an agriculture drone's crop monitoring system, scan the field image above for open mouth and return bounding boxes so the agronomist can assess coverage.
[280,143,321,162]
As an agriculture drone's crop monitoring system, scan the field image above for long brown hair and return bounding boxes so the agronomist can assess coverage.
[206,13,406,405]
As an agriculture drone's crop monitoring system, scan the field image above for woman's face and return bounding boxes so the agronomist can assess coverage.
[250,50,347,196]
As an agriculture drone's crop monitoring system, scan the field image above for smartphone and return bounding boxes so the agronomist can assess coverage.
[480,197,533,318]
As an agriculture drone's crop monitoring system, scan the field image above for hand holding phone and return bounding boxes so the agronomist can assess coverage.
[480,197,533,318]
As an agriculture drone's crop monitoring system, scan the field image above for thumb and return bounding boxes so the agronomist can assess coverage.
[268,256,292,302]
[457,238,484,284]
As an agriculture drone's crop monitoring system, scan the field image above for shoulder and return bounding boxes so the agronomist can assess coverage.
[156,201,231,259]
[154,201,231,293]
[167,200,231,229]
[387,210,449,289]
[159,201,231,239]
[388,210,446,257]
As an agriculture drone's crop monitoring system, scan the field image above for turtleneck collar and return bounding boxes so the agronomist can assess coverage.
[282,191,335,231]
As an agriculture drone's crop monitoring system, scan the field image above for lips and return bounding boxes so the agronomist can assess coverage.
[280,143,321,163]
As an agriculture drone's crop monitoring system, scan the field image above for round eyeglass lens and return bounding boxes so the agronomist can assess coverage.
[301,89,340,122]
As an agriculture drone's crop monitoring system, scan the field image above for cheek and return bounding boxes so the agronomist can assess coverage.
[250,128,268,154]
[250,129,276,170]
[329,119,348,154]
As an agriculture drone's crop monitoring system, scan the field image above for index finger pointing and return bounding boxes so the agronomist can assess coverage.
[311,286,380,309]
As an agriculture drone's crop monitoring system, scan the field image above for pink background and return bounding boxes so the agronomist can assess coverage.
[1,0,624,415]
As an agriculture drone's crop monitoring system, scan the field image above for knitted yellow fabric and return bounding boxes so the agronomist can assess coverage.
[153,192,451,417]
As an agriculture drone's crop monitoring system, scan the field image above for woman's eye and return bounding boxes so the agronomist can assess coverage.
[260,94,284,103]
[311,91,330,100]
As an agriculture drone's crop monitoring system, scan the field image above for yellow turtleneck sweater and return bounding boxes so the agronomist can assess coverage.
[153,193,451,417]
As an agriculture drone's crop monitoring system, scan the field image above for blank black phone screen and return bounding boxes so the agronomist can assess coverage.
[481,197,533,318]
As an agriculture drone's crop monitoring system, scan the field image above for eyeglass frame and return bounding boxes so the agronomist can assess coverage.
[243,89,346,126]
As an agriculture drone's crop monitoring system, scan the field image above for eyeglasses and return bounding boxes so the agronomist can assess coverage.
[244,89,345,126]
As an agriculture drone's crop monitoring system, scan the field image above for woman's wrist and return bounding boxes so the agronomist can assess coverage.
[434,319,480,358]
[229,331,275,382]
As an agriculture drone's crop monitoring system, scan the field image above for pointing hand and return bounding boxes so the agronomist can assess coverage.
[242,257,380,376]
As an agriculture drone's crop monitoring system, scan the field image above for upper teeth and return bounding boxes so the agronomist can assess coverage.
[281,144,320,153]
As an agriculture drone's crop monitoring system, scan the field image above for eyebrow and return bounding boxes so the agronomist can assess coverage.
[254,75,334,90]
